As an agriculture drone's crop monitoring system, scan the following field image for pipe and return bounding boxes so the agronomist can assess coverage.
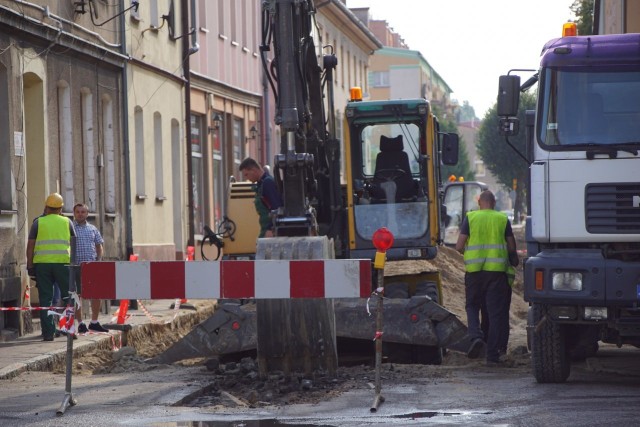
[119,1,134,259]
[183,0,196,247]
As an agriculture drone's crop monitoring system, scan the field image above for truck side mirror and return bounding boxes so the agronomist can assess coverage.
[497,75,521,117]
[441,133,459,166]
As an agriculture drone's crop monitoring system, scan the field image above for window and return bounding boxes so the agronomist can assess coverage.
[241,0,247,48]
[232,118,242,178]
[154,112,165,200]
[58,81,73,213]
[102,96,116,213]
[198,0,207,30]
[171,119,183,246]
[150,0,159,28]
[212,126,224,228]
[134,107,146,199]
[475,160,486,177]
[371,71,389,88]
[81,89,97,211]
[218,0,225,37]
[230,0,237,43]
[130,0,140,21]
[340,46,344,88]
[190,114,205,236]
[347,50,351,88]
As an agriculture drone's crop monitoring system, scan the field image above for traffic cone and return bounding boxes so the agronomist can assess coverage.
[116,300,129,324]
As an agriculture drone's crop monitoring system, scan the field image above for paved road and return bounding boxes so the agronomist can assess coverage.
[1,345,639,426]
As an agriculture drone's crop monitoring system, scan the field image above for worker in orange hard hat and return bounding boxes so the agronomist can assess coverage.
[26,193,76,341]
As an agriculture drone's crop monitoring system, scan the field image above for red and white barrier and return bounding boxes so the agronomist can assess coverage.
[81,260,371,300]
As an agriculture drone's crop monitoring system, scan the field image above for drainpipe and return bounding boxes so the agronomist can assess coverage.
[263,68,271,166]
[183,0,199,247]
[119,1,133,259]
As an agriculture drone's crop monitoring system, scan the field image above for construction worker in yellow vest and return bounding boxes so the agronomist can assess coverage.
[455,190,519,366]
[26,193,76,341]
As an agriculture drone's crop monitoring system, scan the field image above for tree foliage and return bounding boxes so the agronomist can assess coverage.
[477,92,536,220]
[432,104,475,182]
[456,101,478,123]
[571,0,594,35]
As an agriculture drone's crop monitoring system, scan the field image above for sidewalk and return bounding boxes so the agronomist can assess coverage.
[0,299,216,380]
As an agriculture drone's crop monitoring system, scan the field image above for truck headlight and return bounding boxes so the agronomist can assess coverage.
[552,272,583,291]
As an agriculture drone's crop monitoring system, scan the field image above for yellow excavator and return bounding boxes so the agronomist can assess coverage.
[153,0,470,372]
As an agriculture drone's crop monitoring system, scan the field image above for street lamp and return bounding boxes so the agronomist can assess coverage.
[245,125,258,142]
[208,113,223,134]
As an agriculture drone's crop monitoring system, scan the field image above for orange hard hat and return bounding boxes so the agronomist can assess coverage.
[45,193,64,208]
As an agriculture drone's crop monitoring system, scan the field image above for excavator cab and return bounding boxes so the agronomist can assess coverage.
[345,98,451,263]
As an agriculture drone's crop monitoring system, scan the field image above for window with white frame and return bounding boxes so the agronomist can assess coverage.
[81,88,97,211]
[232,118,242,178]
[58,81,73,213]
[134,106,146,199]
[154,112,165,200]
[371,71,390,88]
[102,96,116,213]
[190,114,205,235]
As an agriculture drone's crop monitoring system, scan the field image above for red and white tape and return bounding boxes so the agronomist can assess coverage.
[0,306,60,311]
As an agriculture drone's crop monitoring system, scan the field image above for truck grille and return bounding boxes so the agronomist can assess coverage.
[585,183,640,233]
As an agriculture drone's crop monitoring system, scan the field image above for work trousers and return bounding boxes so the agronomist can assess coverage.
[35,263,70,338]
[465,270,511,362]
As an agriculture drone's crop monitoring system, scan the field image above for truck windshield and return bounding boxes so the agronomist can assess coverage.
[538,68,640,148]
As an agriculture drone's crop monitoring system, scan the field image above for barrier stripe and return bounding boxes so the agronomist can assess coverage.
[291,261,324,298]
[81,259,372,300]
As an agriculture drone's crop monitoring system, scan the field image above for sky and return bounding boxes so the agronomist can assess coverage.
[346,0,577,118]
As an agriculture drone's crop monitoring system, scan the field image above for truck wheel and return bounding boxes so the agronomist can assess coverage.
[531,303,570,383]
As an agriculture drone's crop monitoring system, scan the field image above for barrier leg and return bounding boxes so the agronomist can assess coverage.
[371,274,386,412]
[56,332,77,416]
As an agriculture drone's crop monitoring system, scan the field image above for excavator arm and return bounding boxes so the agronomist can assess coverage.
[261,0,341,239]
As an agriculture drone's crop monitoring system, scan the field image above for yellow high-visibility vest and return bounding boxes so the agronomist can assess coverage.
[463,210,508,273]
[33,214,71,264]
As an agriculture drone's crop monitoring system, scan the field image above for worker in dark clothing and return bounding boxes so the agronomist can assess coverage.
[26,193,76,341]
[456,190,518,366]
[239,157,283,237]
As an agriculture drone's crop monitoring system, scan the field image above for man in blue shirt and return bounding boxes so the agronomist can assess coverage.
[73,203,108,334]
[239,158,283,237]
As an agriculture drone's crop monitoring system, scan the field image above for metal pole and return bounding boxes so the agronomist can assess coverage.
[370,268,386,412]
[58,236,77,415]
[57,327,77,416]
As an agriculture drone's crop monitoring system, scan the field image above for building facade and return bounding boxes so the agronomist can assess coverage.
[0,0,127,337]
[352,8,456,116]
[594,0,640,34]
[188,0,262,238]
[125,0,188,261]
